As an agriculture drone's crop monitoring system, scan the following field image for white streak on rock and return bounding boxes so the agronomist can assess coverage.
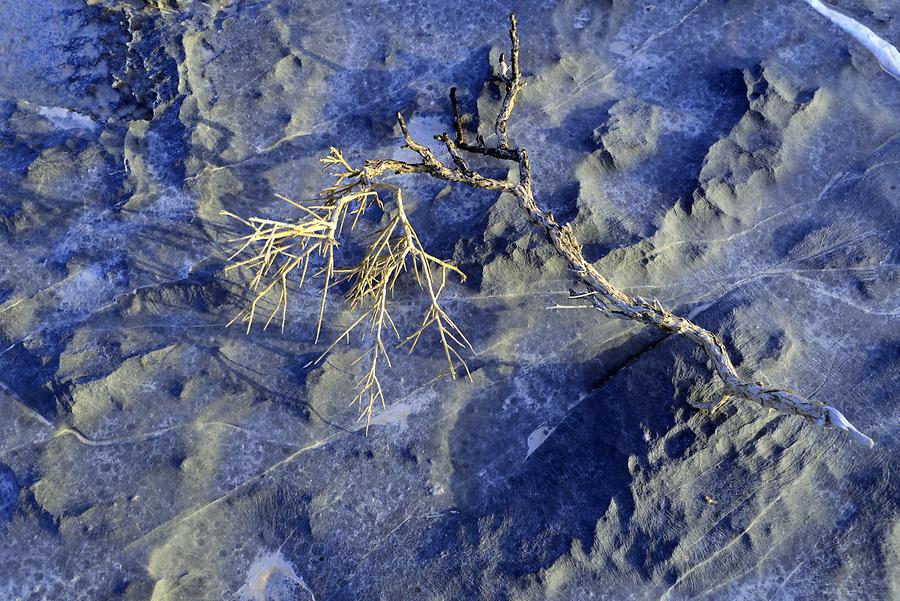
[237,549,315,601]
[804,0,900,81]
[33,104,98,130]
[366,400,414,429]
[526,423,557,459]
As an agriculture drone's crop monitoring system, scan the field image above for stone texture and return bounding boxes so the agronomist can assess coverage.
[0,1,898,599]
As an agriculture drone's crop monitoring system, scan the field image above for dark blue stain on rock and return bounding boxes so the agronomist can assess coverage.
[143,102,189,187]
[119,8,184,121]
[125,9,189,185]
[0,465,18,528]
[0,332,73,421]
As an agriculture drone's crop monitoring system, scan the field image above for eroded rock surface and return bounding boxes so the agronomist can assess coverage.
[0,1,898,599]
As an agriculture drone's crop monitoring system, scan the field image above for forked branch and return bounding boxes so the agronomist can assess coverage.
[224,14,873,447]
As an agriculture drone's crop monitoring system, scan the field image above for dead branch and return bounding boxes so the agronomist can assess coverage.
[224,14,874,447]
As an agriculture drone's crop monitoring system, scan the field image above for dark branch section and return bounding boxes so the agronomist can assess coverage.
[449,87,465,145]
[495,13,523,149]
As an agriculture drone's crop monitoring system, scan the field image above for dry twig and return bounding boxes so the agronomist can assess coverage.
[223,149,470,428]
[225,15,874,447]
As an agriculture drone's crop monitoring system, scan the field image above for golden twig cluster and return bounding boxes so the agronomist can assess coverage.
[223,149,471,428]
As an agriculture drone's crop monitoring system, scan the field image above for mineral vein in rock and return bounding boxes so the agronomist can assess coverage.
[805,0,900,81]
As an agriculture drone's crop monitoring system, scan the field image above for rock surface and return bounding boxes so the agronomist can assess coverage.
[0,1,898,599]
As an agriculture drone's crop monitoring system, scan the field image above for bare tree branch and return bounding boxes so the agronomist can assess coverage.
[382,15,873,447]
[224,14,874,447]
